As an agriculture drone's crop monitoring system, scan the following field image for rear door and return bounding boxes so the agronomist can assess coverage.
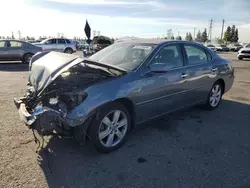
[5,41,25,61]
[182,43,215,103]
[0,41,6,60]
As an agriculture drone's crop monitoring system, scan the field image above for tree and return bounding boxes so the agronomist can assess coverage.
[164,37,168,39]
[216,38,225,44]
[201,28,208,43]
[223,26,231,44]
[230,25,236,43]
[26,36,30,40]
[185,32,193,41]
[176,36,182,40]
[0,36,1,39]
[2,36,5,39]
[189,33,193,41]
[6,36,10,39]
[232,28,239,43]
[171,35,175,40]
[196,30,202,42]
[185,32,189,41]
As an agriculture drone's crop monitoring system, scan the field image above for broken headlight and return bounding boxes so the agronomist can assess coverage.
[49,97,59,105]
[60,91,88,109]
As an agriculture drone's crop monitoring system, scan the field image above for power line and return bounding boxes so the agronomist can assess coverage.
[221,19,225,40]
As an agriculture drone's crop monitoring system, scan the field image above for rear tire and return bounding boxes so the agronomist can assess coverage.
[64,48,73,54]
[22,53,34,64]
[238,57,243,60]
[204,82,223,110]
[88,102,131,153]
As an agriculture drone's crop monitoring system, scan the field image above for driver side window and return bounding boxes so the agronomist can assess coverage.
[150,44,183,69]
[45,39,56,44]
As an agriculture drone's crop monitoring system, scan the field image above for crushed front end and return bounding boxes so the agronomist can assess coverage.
[14,52,123,139]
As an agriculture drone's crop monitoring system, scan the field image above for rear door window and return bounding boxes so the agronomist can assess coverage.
[66,39,71,44]
[184,45,210,65]
[9,41,23,48]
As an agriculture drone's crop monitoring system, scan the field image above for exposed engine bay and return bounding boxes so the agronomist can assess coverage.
[15,52,125,138]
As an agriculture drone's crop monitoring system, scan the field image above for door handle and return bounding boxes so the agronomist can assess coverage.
[211,68,218,72]
[181,73,188,78]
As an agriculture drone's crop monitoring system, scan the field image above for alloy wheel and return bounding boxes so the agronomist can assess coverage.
[98,110,128,147]
[209,84,222,107]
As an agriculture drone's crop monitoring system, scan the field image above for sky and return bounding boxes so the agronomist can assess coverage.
[1,0,250,42]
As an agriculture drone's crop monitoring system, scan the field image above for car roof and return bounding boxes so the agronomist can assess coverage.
[115,39,204,46]
[0,39,25,43]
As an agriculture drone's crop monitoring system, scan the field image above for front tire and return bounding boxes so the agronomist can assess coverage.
[204,82,223,110]
[238,56,243,60]
[88,102,131,153]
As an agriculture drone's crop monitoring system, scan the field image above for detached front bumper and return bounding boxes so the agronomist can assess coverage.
[14,98,36,127]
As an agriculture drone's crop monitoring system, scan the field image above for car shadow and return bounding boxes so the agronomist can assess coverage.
[37,99,250,188]
[0,62,29,72]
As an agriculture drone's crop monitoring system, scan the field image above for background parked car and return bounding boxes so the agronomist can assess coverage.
[205,44,216,52]
[228,43,243,52]
[237,44,250,60]
[93,36,112,52]
[0,39,42,63]
[70,40,81,51]
[216,44,229,52]
[34,38,76,54]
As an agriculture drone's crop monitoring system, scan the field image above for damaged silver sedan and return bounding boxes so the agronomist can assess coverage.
[14,40,234,153]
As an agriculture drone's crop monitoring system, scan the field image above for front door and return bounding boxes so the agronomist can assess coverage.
[57,39,67,52]
[135,44,190,123]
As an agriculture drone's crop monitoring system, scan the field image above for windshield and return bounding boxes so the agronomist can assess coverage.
[40,39,51,44]
[221,45,226,47]
[89,42,156,71]
[207,45,215,47]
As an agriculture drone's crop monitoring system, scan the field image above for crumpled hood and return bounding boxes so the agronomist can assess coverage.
[29,51,82,95]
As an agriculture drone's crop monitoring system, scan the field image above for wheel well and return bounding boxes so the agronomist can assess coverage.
[216,79,225,94]
[114,98,135,128]
[22,52,34,59]
[65,47,73,51]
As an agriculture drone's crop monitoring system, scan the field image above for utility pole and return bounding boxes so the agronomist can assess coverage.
[193,27,196,40]
[17,30,21,40]
[178,31,180,37]
[221,19,225,40]
[208,19,213,44]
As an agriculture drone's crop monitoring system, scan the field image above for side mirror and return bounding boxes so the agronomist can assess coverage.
[149,63,168,73]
